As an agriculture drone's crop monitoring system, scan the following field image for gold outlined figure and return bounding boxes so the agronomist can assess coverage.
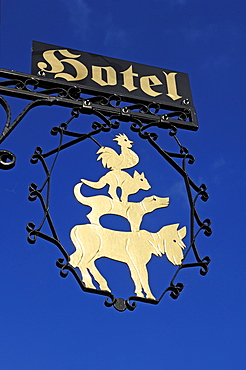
[69,224,186,300]
[69,133,187,299]
[83,133,144,201]
[74,182,169,232]
[82,170,150,202]
[96,133,139,170]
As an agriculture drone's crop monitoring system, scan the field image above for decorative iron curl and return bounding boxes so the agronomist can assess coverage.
[0,69,198,171]
[26,107,211,311]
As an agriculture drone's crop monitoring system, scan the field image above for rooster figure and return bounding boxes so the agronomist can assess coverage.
[96,133,139,170]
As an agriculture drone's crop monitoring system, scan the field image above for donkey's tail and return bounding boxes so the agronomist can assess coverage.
[74,182,88,205]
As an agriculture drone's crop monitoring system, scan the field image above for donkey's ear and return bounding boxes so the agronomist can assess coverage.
[178,226,187,239]
[133,170,140,177]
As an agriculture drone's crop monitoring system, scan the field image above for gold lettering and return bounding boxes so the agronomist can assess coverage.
[37,49,88,81]
[120,65,138,92]
[91,66,117,86]
[140,75,162,97]
[163,72,182,101]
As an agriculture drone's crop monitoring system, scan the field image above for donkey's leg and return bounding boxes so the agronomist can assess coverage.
[125,239,144,297]
[69,250,83,267]
[69,237,93,288]
[87,260,111,292]
[76,260,96,289]
[75,248,99,289]
[137,264,156,300]
[127,240,156,300]
[127,260,145,298]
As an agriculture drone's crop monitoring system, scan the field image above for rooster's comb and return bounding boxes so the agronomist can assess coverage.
[113,133,129,141]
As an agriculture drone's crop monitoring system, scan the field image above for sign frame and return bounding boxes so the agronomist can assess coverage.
[32,41,198,131]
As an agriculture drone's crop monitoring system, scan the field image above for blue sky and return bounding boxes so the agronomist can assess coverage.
[0,0,245,369]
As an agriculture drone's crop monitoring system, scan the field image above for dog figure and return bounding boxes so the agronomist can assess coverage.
[74,182,169,232]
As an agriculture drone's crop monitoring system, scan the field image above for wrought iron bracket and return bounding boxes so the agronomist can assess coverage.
[0,68,211,311]
[0,68,197,152]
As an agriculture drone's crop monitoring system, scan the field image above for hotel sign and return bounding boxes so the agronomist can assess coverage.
[32,41,195,110]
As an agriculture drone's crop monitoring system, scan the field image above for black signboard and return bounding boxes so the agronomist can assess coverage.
[32,42,194,105]
[32,41,197,129]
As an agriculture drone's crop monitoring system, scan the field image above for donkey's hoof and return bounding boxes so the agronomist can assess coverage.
[100,286,111,292]
[84,282,96,289]
[146,293,156,300]
[135,292,144,298]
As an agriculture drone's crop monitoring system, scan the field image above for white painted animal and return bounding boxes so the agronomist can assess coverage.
[81,170,151,202]
[69,223,186,299]
[74,182,169,231]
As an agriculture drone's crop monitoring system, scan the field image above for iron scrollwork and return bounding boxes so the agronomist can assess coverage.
[0,69,211,311]
[0,68,197,159]
[26,107,211,312]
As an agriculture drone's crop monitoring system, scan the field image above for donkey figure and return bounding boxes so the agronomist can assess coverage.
[69,223,186,300]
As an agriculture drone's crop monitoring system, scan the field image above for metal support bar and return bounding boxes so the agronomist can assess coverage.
[0,68,198,144]
[0,68,211,312]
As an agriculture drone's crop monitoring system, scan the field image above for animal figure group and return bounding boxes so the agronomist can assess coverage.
[69,133,187,299]
[74,182,169,232]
